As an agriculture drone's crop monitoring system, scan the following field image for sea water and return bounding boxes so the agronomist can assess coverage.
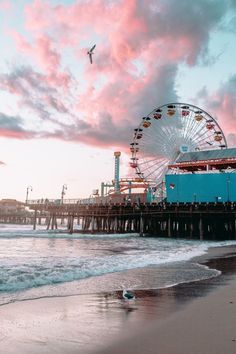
[0,224,236,306]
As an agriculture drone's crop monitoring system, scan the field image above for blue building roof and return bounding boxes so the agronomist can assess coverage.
[176,148,236,163]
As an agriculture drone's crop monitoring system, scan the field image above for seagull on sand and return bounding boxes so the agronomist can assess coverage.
[122,289,135,300]
[87,44,96,64]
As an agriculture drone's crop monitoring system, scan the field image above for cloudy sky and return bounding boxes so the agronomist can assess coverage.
[0,0,236,201]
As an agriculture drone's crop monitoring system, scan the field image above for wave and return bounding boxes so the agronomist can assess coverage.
[0,226,235,296]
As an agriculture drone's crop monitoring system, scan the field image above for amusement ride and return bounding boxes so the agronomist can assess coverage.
[128,102,227,198]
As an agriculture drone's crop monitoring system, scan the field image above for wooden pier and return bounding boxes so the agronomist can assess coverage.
[25,201,236,240]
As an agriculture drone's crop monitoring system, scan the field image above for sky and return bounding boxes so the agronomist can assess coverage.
[0,0,236,202]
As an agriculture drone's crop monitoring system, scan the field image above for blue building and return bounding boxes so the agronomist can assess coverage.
[166,148,236,203]
[166,173,236,203]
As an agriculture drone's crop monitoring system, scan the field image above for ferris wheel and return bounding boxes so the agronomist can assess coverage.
[129,103,227,187]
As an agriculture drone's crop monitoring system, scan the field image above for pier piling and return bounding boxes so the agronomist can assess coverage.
[19,201,236,240]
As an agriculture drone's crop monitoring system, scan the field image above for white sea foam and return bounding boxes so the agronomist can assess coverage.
[0,225,235,300]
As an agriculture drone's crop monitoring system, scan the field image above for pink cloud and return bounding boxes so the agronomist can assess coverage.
[11,30,71,90]
[35,36,61,71]
[0,0,231,150]
[24,0,51,31]
[10,30,31,52]
[0,129,34,139]
[18,0,221,75]
[22,0,212,67]
[212,94,236,133]
[0,0,11,11]
[203,75,236,145]
[12,31,60,72]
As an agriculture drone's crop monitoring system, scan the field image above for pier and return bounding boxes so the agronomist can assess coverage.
[25,200,236,240]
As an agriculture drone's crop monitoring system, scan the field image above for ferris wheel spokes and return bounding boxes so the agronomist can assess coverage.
[130,103,227,187]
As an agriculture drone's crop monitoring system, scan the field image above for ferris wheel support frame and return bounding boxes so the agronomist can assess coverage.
[129,102,227,190]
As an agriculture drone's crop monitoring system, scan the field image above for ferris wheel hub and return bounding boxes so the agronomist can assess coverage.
[179,144,190,153]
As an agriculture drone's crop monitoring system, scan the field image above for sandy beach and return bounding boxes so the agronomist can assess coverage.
[94,248,236,354]
[0,245,236,354]
[94,277,236,354]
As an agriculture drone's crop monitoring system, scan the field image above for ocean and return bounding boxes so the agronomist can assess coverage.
[1,224,236,306]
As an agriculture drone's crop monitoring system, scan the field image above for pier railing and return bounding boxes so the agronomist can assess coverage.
[22,201,236,240]
[27,197,112,205]
[27,198,83,205]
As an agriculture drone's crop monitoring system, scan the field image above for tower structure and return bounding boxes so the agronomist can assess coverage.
[114,151,121,193]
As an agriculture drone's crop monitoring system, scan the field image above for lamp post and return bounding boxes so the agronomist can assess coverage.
[25,185,33,204]
[61,184,67,204]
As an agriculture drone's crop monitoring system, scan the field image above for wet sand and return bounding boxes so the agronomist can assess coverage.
[94,275,236,354]
[93,246,236,354]
[0,245,236,354]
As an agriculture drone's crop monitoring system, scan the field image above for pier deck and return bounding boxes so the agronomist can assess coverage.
[23,201,236,240]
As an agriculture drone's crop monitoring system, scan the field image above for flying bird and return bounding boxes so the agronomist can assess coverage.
[122,289,135,300]
[87,44,96,64]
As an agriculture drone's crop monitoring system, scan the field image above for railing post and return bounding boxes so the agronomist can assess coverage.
[168,215,172,237]
[33,209,37,230]
[199,214,204,240]
[139,212,144,237]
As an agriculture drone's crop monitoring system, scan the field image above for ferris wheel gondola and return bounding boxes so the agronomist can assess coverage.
[130,103,227,188]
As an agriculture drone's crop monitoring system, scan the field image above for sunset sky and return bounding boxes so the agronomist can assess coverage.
[0,0,236,201]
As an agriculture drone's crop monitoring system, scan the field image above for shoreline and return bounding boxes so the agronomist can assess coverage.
[0,241,231,308]
[0,244,235,354]
[92,245,236,354]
